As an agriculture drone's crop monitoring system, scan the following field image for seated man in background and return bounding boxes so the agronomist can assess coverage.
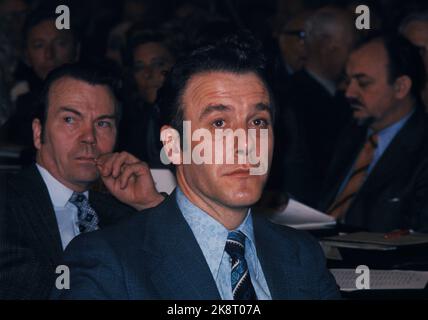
[53,34,340,300]
[0,63,165,299]
[281,6,355,206]
[319,34,428,233]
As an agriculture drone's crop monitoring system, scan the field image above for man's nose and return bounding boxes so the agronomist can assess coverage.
[80,125,97,145]
[142,66,155,79]
[234,125,256,157]
[345,80,357,99]
[44,44,55,60]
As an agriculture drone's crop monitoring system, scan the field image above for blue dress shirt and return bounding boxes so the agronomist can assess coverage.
[176,187,272,300]
[36,164,88,249]
[337,110,414,196]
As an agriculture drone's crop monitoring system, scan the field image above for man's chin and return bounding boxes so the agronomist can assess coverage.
[353,113,375,127]
[222,190,263,209]
[72,170,100,186]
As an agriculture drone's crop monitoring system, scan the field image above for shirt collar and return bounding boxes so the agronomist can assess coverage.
[368,109,414,149]
[36,163,88,208]
[175,187,259,279]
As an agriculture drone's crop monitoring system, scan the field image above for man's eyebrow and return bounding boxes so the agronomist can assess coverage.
[95,114,117,121]
[199,104,232,120]
[57,107,117,121]
[57,106,82,117]
[350,73,372,81]
[255,102,271,112]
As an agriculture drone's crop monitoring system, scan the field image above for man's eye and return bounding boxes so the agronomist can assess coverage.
[252,119,269,127]
[56,39,68,47]
[97,120,112,128]
[358,81,371,89]
[32,42,44,49]
[64,116,74,124]
[212,119,225,128]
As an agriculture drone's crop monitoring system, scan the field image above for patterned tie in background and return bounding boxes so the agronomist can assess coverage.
[224,230,257,300]
[69,192,99,233]
[328,133,379,219]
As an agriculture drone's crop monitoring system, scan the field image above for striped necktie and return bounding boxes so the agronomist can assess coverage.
[224,231,257,300]
[327,133,379,219]
[69,192,99,233]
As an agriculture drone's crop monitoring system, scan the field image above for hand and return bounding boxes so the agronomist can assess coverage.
[95,152,165,211]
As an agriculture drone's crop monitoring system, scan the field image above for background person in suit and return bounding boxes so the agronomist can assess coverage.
[281,6,355,205]
[53,34,340,300]
[319,34,428,233]
[0,63,165,299]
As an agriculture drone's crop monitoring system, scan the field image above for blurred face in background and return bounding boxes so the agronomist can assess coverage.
[278,13,309,73]
[133,41,174,104]
[26,19,79,80]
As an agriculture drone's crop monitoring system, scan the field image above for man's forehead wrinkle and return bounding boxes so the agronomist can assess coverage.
[185,74,269,109]
[49,78,115,115]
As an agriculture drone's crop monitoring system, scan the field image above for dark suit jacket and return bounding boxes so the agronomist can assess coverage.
[319,110,428,232]
[284,69,352,205]
[53,191,340,300]
[0,165,136,299]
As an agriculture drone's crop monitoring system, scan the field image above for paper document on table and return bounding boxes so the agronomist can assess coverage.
[330,268,428,291]
[150,169,176,194]
[270,199,336,230]
[322,232,428,250]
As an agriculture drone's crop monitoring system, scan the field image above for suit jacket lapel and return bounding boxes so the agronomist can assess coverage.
[358,111,425,196]
[253,214,311,299]
[142,192,221,299]
[10,165,63,264]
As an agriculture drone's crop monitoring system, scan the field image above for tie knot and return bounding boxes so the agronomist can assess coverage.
[225,231,246,259]
[69,192,86,204]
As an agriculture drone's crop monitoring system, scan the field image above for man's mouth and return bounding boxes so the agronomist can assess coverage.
[75,156,97,163]
[224,168,252,178]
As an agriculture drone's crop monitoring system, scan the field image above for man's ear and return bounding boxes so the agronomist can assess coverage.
[32,118,42,150]
[160,125,182,165]
[394,75,412,99]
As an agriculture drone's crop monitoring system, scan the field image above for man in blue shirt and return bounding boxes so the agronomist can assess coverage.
[319,34,428,232]
[53,34,340,300]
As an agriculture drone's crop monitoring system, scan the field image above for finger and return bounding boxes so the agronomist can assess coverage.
[118,162,146,189]
[96,153,112,166]
[96,153,118,177]
[111,152,134,178]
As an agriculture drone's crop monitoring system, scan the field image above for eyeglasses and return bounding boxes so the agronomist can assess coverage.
[281,30,306,40]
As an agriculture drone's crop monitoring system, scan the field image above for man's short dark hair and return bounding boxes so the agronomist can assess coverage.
[353,33,426,105]
[36,62,123,140]
[157,31,275,135]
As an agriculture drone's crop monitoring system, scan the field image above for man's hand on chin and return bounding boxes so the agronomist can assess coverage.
[95,152,165,211]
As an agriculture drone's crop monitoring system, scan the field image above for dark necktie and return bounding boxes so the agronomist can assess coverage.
[224,230,257,300]
[328,133,379,218]
[69,192,99,233]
